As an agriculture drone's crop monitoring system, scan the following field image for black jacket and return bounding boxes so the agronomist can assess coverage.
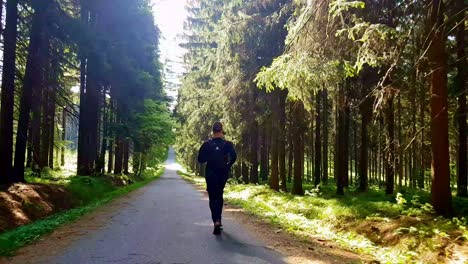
[197,138,237,174]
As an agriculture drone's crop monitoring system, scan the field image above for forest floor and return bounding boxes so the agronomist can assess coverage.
[180,172,468,264]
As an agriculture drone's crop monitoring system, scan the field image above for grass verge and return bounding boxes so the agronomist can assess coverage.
[178,170,468,264]
[0,167,164,256]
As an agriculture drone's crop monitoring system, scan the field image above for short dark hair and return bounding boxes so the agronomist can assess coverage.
[212,121,223,132]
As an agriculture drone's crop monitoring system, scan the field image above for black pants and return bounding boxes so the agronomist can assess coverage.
[206,170,228,223]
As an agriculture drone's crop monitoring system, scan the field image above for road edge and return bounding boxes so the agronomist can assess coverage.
[0,167,165,258]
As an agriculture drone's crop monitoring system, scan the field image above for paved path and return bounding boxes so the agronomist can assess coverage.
[37,148,285,264]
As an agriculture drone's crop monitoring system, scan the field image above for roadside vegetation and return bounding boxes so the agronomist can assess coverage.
[0,0,174,256]
[0,153,166,256]
[180,170,468,264]
[175,0,467,262]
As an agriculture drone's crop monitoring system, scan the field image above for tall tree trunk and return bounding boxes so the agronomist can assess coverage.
[343,102,350,188]
[31,74,43,173]
[385,94,395,194]
[418,79,426,189]
[132,152,140,176]
[397,94,403,188]
[250,121,259,184]
[99,89,110,175]
[234,163,241,180]
[353,117,358,185]
[107,100,114,174]
[278,90,288,191]
[322,90,329,183]
[0,0,18,183]
[287,120,294,183]
[48,53,58,169]
[48,83,56,169]
[260,122,269,182]
[269,94,280,191]
[114,136,123,174]
[241,159,248,183]
[428,0,452,215]
[359,92,372,192]
[77,2,89,175]
[26,125,33,168]
[455,0,467,197]
[241,141,249,183]
[314,90,322,186]
[40,87,51,169]
[53,130,58,168]
[377,121,381,186]
[77,6,101,176]
[370,147,374,183]
[61,107,66,167]
[86,48,101,174]
[13,1,51,182]
[334,92,339,183]
[107,139,114,174]
[410,53,418,188]
[123,140,129,174]
[249,88,259,183]
[98,100,108,175]
[306,147,310,182]
[292,100,305,195]
[336,87,346,195]
[309,108,314,183]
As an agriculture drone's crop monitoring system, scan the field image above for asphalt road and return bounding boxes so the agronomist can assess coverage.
[41,148,286,264]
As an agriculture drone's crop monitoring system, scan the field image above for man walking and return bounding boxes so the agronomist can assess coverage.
[197,121,237,235]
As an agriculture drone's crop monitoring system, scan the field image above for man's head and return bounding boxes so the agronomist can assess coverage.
[212,121,223,138]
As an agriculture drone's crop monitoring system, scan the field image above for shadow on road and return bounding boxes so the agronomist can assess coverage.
[214,231,286,264]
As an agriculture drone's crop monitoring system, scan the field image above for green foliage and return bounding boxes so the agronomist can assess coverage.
[175,0,291,168]
[66,176,117,206]
[329,0,365,18]
[256,54,342,101]
[131,100,174,152]
[127,99,174,172]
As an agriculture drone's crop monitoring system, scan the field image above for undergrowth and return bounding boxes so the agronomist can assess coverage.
[179,170,468,264]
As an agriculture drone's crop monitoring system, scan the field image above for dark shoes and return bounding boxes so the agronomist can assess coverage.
[213,221,222,235]
[213,224,221,235]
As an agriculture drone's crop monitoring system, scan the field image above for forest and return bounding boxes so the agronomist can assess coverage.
[0,0,173,254]
[0,0,465,262]
[175,0,467,261]
[0,0,173,183]
[176,0,465,214]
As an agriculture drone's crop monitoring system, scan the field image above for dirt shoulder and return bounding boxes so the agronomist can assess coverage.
[0,187,146,264]
[0,183,72,233]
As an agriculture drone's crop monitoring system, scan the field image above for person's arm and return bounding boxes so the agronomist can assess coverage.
[227,142,237,168]
[197,142,209,163]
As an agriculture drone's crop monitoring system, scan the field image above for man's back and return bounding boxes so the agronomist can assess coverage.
[197,121,237,235]
[197,138,236,174]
